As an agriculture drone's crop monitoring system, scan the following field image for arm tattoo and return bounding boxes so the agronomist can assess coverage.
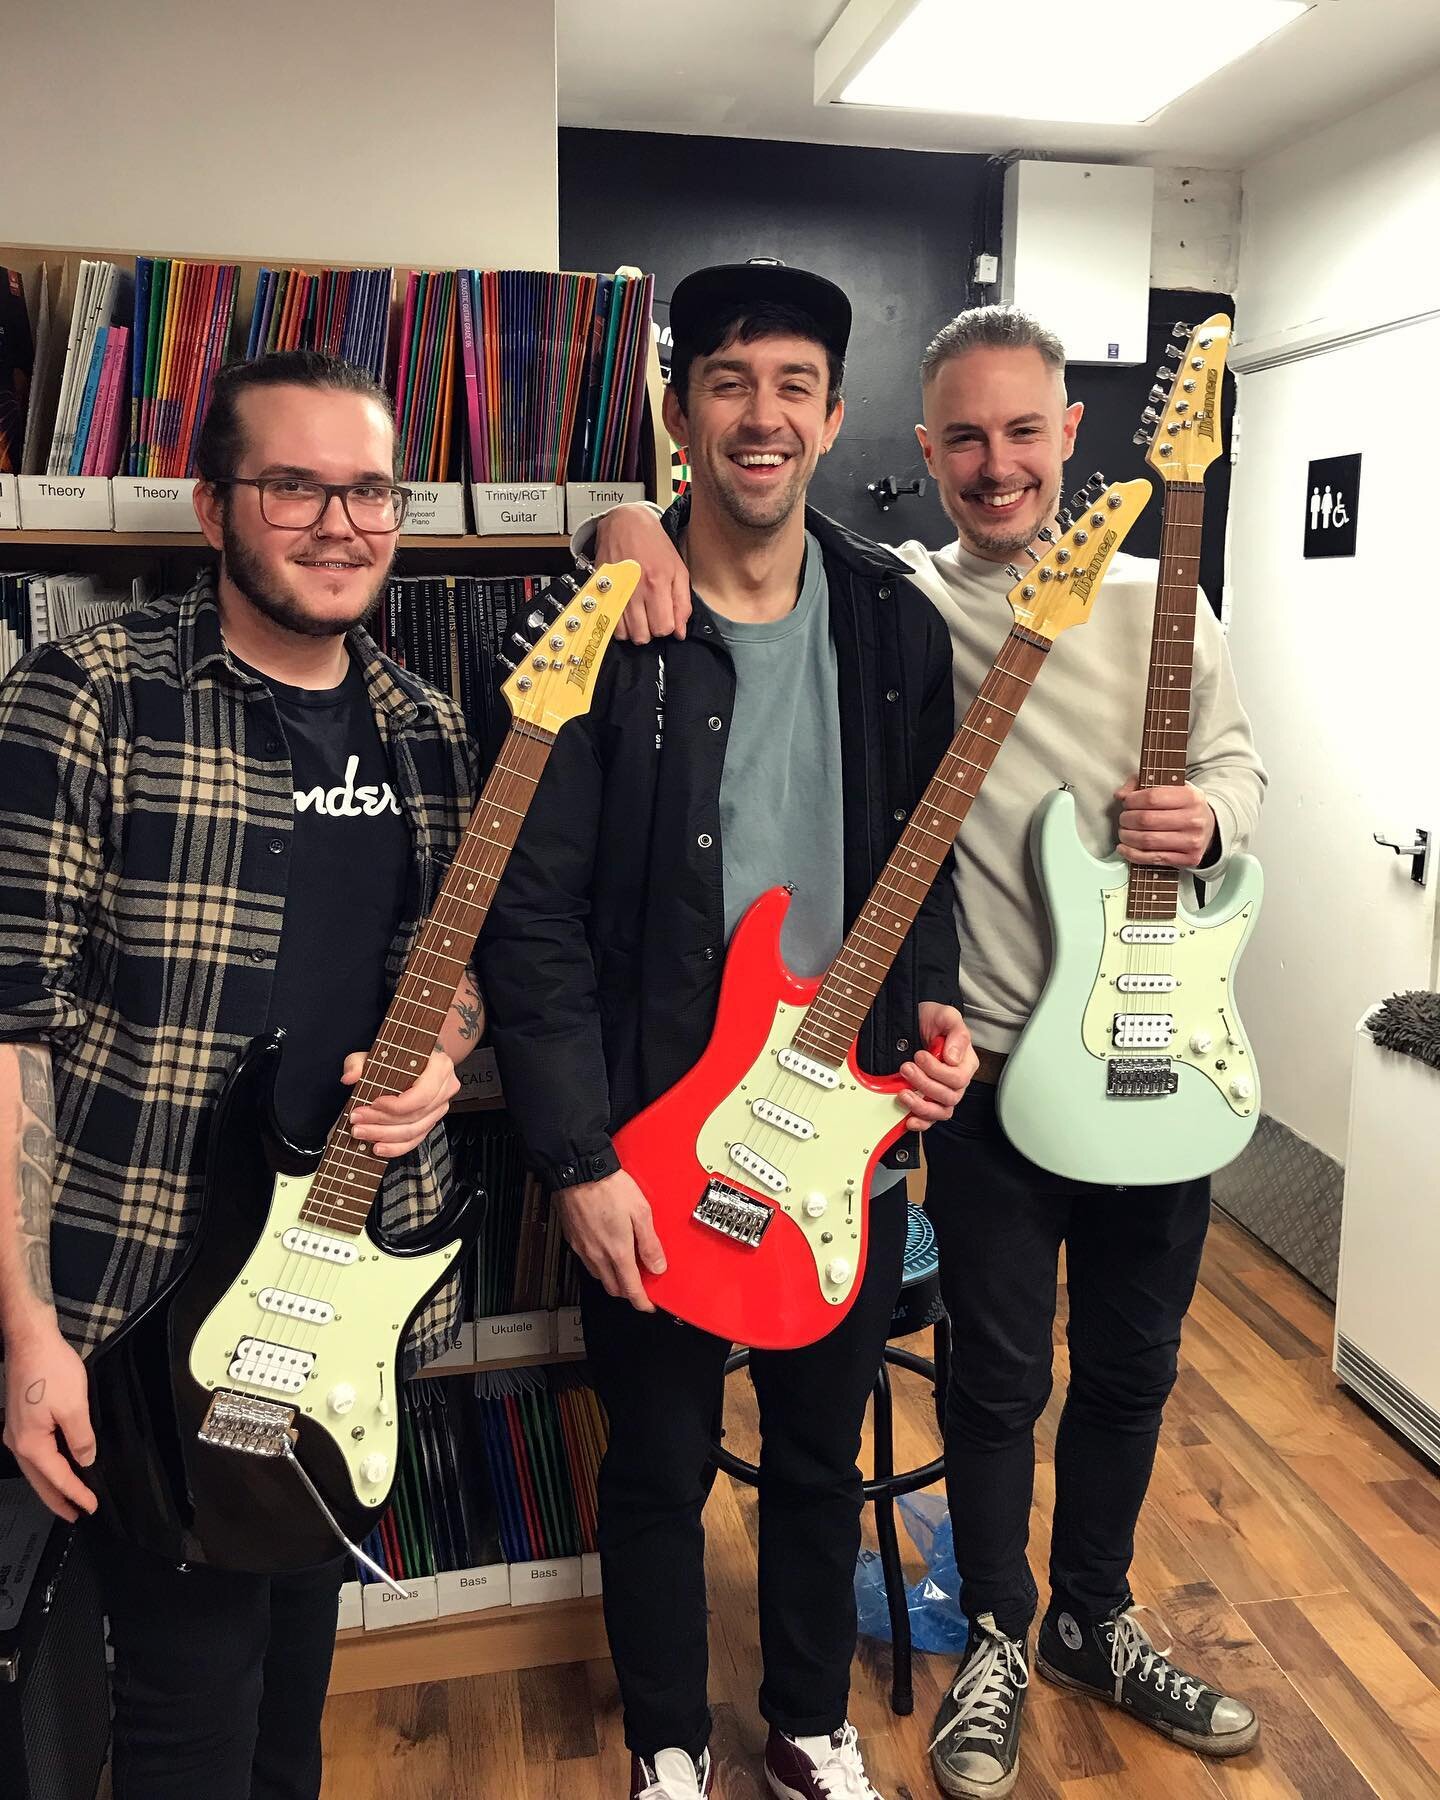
[12,1047,57,1308]
[450,973,485,1043]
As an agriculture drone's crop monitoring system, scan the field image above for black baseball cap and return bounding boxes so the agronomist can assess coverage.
[668,259,852,362]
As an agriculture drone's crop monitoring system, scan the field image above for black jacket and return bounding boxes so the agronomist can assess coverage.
[477,505,961,1191]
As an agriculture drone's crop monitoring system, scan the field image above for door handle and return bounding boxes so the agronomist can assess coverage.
[1373,827,1430,886]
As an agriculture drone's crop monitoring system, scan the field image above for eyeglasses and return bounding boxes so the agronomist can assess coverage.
[216,476,410,534]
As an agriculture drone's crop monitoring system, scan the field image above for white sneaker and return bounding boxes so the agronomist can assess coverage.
[765,1722,884,1798]
[631,1746,713,1799]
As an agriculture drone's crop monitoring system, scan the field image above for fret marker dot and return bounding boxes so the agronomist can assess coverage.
[467,882,474,891]
[444,937,452,946]
[423,988,431,997]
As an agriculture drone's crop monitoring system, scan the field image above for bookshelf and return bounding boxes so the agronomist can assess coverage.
[0,236,672,1692]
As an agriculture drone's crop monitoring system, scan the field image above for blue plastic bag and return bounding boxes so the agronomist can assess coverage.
[854,1491,969,1656]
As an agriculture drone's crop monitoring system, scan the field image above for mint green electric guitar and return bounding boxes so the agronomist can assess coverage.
[998,317,1262,1184]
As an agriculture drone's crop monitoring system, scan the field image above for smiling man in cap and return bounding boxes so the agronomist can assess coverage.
[478,261,975,1800]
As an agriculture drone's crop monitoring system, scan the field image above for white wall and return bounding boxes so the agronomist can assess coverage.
[1236,66,1440,353]
[1225,66,1440,1161]
[1151,167,1241,295]
[4,0,558,268]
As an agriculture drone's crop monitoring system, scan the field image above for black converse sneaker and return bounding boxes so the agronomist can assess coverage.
[927,1614,1030,1798]
[1037,1603,1259,1757]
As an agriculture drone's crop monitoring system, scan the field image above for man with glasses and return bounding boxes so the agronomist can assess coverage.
[0,349,479,1798]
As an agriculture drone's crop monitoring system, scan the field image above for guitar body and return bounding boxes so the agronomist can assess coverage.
[617,889,911,1351]
[999,787,1263,1185]
[86,1033,480,1572]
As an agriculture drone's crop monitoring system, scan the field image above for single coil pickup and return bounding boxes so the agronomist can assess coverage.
[1119,923,1178,945]
[257,1287,335,1324]
[728,1143,786,1192]
[749,1097,815,1139]
[1115,972,1177,994]
[280,1227,358,1265]
[776,1047,841,1089]
[1107,1058,1180,1098]
[199,1390,295,1456]
[693,1179,774,1248]
[228,1337,315,1395]
[1112,1013,1175,1049]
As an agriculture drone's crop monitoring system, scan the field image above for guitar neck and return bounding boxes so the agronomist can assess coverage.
[792,626,1051,1066]
[1128,481,1204,922]
[301,717,556,1232]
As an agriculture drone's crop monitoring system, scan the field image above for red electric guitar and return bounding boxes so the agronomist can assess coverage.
[614,476,1151,1347]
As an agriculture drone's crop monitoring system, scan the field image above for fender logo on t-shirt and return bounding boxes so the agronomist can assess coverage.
[294,754,402,818]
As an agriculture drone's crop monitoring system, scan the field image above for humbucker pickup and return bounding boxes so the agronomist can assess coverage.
[750,1097,815,1139]
[693,1179,774,1248]
[1115,973,1176,994]
[1107,1058,1180,1098]
[228,1337,316,1394]
[1112,1013,1174,1048]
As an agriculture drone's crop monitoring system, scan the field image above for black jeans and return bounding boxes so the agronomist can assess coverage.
[91,1522,345,1800]
[924,1081,1211,1641]
[581,1191,909,1761]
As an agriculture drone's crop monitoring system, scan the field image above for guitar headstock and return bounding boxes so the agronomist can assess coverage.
[1133,313,1231,482]
[498,560,639,731]
[1004,473,1152,641]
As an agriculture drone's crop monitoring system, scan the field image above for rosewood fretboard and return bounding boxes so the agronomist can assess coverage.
[791,626,1052,1067]
[1127,481,1204,923]
[298,718,555,1235]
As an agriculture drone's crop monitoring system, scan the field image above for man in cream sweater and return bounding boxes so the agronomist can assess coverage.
[584,304,1266,1798]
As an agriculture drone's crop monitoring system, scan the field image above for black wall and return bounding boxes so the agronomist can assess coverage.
[560,129,1234,607]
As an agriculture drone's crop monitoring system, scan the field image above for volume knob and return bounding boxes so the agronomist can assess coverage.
[326,1382,357,1416]
[359,1453,390,1486]
[803,1193,828,1219]
[825,1257,853,1287]
[1229,1075,1254,1101]
[1189,1029,1214,1055]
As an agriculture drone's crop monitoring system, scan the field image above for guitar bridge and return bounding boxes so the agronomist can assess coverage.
[199,1390,297,1457]
[1107,1058,1180,1098]
[693,1179,774,1248]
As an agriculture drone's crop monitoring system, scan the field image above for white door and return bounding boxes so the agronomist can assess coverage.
[1224,318,1440,1163]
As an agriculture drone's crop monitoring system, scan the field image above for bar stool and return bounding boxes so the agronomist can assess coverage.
[710,1203,950,1715]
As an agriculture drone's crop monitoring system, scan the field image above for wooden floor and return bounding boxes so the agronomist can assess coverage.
[319,1212,1440,1799]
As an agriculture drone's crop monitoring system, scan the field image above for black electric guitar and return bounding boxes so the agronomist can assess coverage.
[83,563,635,1573]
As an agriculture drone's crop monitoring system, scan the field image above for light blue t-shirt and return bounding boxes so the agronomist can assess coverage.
[710,534,905,1194]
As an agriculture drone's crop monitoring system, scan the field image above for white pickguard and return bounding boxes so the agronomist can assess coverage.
[188,1171,462,1506]
[693,998,908,1312]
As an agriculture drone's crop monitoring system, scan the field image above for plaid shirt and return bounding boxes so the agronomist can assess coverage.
[0,575,476,1365]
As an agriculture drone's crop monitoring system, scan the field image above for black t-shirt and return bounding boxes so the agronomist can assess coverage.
[249,653,411,1145]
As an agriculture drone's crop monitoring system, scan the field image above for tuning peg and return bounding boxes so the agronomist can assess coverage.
[1149,384,1170,404]
[1155,364,1177,383]
[1023,544,1041,562]
[1133,428,1153,447]
[496,652,518,673]
[1056,510,1074,532]
[508,629,532,655]
[1036,526,1055,543]
[1172,320,1194,337]
[1005,563,1023,582]
[1142,405,1161,423]
[1164,342,1184,360]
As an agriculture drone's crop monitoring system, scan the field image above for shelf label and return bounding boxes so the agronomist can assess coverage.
[471,482,563,535]
[509,1557,583,1606]
[565,482,646,532]
[403,483,468,535]
[422,1322,478,1370]
[362,1574,439,1630]
[556,1306,585,1356]
[17,475,113,531]
[454,1045,502,1110]
[474,1309,554,1361]
[0,475,18,531]
[437,1562,512,1616]
[582,1552,603,1597]
[337,1579,363,1631]
[111,477,198,532]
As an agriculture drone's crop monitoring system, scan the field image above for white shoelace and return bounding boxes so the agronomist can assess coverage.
[1108,1607,1204,1712]
[928,1631,1030,1751]
[793,1723,882,1799]
[637,1747,709,1798]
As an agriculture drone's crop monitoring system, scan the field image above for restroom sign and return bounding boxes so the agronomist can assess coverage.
[1304,453,1360,558]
